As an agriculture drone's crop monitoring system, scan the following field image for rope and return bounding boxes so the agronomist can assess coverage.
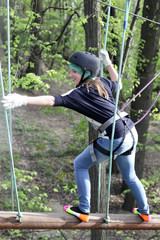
[7,0,14,211]
[0,65,22,223]
[105,0,131,223]
[120,71,160,125]
[7,0,11,96]
[121,72,160,111]
[0,0,22,223]
[98,0,112,214]
[97,0,160,26]
[134,90,160,126]
[100,0,112,77]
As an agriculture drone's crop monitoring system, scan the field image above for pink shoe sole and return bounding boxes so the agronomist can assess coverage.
[64,205,72,211]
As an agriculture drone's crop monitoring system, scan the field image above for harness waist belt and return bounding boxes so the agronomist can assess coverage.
[94,140,134,156]
[98,111,129,133]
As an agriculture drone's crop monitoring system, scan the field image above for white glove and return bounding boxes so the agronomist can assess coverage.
[1,93,27,109]
[99,49,112,66]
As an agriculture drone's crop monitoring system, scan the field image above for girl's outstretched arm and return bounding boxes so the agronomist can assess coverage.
[27,95,55,107]
[1,93,55,109]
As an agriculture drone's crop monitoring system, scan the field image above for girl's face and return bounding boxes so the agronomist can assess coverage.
[69,67,81,86]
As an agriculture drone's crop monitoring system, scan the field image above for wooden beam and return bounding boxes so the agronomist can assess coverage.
[0,212,160,230]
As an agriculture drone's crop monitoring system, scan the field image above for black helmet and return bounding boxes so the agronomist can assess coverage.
[69,51,100,78]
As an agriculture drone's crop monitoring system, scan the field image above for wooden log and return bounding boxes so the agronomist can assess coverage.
[0,212,160,230]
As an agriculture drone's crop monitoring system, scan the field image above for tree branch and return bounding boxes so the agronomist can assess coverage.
[40,10,81,51]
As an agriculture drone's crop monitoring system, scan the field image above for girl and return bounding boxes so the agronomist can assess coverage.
[2,50,150,222]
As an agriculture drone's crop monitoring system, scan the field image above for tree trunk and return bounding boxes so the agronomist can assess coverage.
[84,1,109,239]
[123,0,160,211]
[26,0,43,75]
[84,0,100,52]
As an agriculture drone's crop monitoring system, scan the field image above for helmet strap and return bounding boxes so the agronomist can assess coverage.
[76,71,85,88]
[76,71,90,88]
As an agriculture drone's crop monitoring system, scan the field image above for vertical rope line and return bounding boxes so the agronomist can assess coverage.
[105,0,131,223]
[0,65,22,222]
[7,0,14,211]
[7,0,12,138]
[100,0,112,77]
[7,0,11,95]
[98,0,112,213]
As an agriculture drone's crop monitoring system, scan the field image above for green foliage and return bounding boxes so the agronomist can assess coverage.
[141,168,160,213]
[9,229,22,238]
[13,73,50,93]
[144,132,160,152]
[1,0,85,92]
[0,168,51,212]
[63,180,77,193]
[150,108,160,121]
[115,230,136,240]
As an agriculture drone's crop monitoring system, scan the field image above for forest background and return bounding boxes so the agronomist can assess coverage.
[0,0,160,239]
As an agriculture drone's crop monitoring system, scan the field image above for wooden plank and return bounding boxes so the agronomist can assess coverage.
[0,212,160,230]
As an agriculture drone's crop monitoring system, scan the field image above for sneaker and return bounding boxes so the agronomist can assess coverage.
[133,208,151,222]
[64,206,89,222]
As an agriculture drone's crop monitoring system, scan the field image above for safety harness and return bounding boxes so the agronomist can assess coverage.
[89,111,135,162]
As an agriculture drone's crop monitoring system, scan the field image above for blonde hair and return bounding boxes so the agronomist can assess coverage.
[82,77,109,99]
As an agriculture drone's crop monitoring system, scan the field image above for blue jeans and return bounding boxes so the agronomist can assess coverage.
[74,127,149,215]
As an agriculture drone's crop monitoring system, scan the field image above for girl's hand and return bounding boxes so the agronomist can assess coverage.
[1,93,27,109]
[99,49,112,66]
